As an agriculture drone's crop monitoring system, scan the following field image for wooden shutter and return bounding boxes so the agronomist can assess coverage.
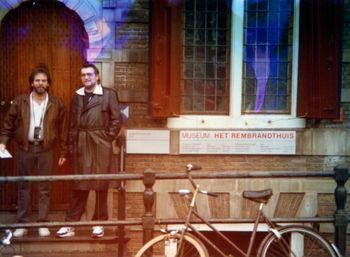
[297,0,343,120]
[150,0,181,117]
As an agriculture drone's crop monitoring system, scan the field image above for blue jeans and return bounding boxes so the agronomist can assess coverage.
[17,145,53,222]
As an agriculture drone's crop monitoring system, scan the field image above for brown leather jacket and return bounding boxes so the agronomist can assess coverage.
[0,93,68,158]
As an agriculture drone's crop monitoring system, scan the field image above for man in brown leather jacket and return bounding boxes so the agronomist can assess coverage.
[0,65,68,237]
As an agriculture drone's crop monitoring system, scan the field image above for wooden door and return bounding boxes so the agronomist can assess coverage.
[0,1,88,210]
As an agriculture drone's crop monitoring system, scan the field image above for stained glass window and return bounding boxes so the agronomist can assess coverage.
[243,0,293,114]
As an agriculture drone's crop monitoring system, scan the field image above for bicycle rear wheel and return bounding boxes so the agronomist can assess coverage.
[134,233,209,257]
[258,225,338,257]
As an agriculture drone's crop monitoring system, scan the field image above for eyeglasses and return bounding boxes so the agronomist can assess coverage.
[81,72,95,77]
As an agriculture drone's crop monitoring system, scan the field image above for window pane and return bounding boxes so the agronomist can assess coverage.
[184,63,193,78]
[205,80,216,94]
[245,78,256,95]
[206,13,217,29]
[218,13,227,29]
[217,80,227,95]
[185,12,194,29]
[195,29,205,45]
[205,96,216,111]
[182,96,193,111]
[184,46,194,62]
[182,0,231,114]
[194,96,205,111]
[194,63,205,78]
[194,80,205,95]
[206,29,217,45]
[217,46,227,62]
[216,96,227,111]
[206,63,215,78]
[196,12,206,28]
[206,46,216,62]
[217,64,226,79]
[185,29,194,45]
[242,0,293,114]
[195,46,205,62]
[183,80,193,95]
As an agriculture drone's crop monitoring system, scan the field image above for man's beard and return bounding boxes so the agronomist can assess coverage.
[33,86,48,95]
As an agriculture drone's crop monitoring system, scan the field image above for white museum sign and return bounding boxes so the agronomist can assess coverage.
[126,129,170,154]
[179,130,296,155]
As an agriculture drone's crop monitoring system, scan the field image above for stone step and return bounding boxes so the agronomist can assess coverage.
[11,226,119,239]
[1,227,129,257]
[1,252,119,257]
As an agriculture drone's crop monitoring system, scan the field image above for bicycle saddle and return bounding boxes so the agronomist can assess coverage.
[242,188,273,204]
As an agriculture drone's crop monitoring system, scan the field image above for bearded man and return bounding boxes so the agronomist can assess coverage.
[0,64,68,237]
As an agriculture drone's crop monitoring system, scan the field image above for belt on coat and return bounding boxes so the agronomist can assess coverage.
[28,141,43,146]
[77,127,105,131]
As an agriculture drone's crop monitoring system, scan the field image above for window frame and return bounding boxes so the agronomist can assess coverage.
[167,0,306,129]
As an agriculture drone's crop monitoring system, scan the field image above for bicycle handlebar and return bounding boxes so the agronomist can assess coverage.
[179,188,218,197]
[186,163,202,171]
[184,164,218,197]
[200,190,218,197]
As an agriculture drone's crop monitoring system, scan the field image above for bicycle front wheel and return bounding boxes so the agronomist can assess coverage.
[134,233,209,257]
[258,225,338,257]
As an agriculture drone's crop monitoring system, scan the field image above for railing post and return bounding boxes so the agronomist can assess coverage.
[117,135,126,257]
[334,165,348,256]
[143,168,155,256]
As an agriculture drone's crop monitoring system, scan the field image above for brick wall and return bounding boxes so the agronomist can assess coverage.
[104,1,350,255]
[123,155,350,173]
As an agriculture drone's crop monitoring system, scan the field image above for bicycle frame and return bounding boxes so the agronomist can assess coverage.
[175,171,280,257]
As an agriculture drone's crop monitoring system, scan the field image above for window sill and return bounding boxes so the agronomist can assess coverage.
[167,115,306,129]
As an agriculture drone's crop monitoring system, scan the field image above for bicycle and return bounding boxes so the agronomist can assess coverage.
[135,164,341,257]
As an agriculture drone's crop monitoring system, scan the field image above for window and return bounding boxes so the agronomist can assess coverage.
[243,0,293,114]
[151,0,341,128]
[182,0,231,114]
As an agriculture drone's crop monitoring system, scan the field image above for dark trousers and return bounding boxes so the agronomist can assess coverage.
[65,190,108,221]
[17,145,53,222]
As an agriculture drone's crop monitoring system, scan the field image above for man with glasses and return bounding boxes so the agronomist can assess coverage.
[56,63,122,238]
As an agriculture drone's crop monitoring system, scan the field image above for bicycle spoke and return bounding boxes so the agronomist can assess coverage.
[135,234,209,257]
[258,226,336,257]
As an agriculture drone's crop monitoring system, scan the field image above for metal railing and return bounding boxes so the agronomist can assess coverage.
[0,165,349,256]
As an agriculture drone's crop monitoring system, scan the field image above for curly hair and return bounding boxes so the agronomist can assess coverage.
[28,64,52,90]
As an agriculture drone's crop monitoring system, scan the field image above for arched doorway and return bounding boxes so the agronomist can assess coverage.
[0,0,88,210]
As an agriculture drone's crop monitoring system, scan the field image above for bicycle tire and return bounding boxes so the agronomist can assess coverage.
[257,225,338,257]
[134,233,209,257]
